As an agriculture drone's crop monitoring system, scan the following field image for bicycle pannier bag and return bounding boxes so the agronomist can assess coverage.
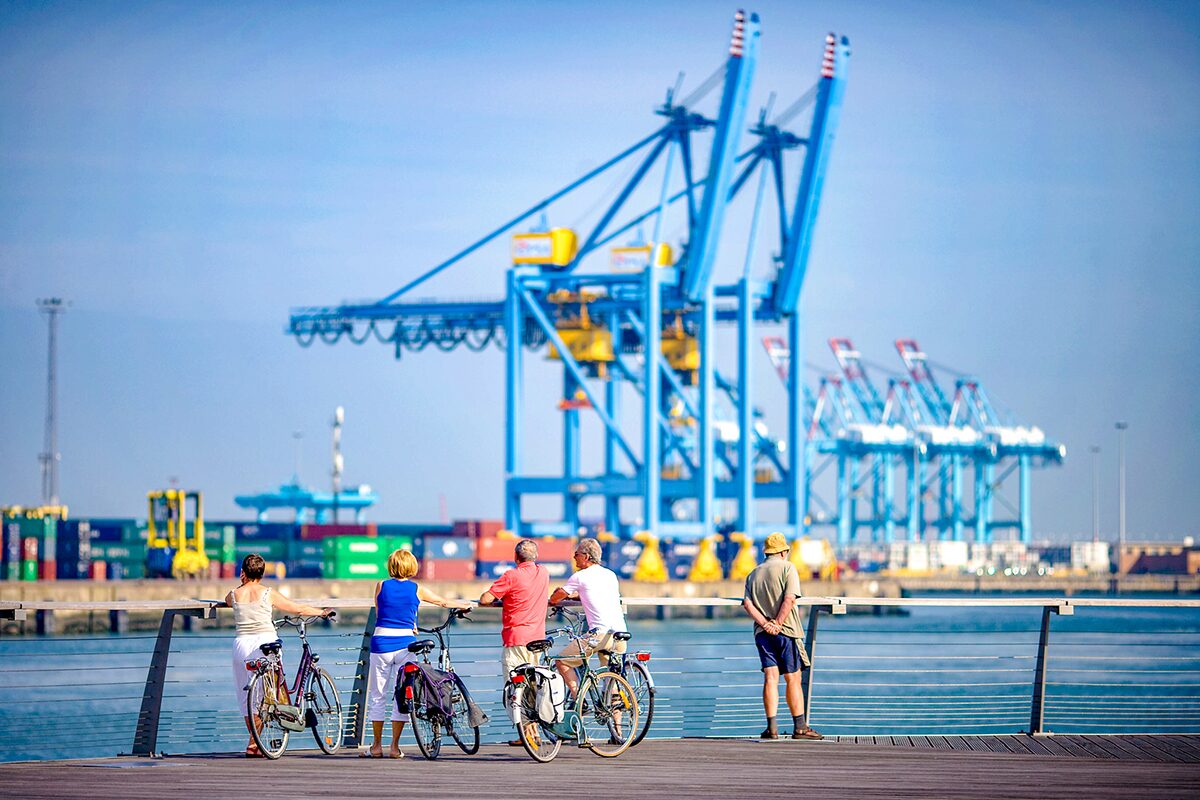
[532,665,566,724]
[276,703,307,732]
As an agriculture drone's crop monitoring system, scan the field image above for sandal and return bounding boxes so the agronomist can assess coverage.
[359,748,384,758]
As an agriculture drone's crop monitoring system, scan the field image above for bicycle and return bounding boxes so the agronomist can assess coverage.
[607,644,655,746]
[397,607,486,759]
[506,607,638,763]
[245,612,344,760]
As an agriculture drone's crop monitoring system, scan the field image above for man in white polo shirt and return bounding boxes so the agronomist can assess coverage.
[549,537,627,697]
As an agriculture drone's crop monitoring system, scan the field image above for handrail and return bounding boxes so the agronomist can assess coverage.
[2,595,1197,760]
[5,596,1200,613]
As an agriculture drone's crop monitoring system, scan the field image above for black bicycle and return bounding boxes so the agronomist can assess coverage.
[397,608,486,759]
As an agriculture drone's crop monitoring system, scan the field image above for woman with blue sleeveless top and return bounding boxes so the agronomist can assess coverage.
[364,548,470,758]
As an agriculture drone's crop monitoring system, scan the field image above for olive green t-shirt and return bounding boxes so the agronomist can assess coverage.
[744,557,804,639]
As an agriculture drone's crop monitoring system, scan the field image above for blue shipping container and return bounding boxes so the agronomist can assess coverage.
[56,521,93,579]
[235,522,296,540]
[421,535,475,561]
[476,560,573,580]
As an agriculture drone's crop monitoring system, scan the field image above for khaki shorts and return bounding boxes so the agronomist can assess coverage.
[502,645,536,676]
[556,631,627,668]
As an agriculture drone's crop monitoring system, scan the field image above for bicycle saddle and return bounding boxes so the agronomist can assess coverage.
[407,639,436,655]
[525,639,553,653]
[612,631,632,642]
[259,640,283,655]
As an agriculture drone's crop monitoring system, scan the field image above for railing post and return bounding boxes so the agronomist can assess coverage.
[1029,601,1072,736]
[131,605,213,757]
[801,604,833,721]
[344,608,377,750]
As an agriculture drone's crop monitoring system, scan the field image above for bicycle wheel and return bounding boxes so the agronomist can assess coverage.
[247,670,290,759]
[308,667,343,754]
[447,674,480,755]
[406,673,442,760]
[624,661,655,746]
[512,679,561,764]
[578,671,637,758]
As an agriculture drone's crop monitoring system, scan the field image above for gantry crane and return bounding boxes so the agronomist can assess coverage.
[289,12,852,546]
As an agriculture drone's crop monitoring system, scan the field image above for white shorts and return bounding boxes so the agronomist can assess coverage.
[366,649,419,723]
[232,632,281,716]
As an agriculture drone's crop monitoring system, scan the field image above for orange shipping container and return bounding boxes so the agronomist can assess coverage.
[477,536,576,562]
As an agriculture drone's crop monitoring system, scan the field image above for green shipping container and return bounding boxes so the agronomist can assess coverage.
[288,540,324,561]
[21,560,37,581]
[322,560,388,580]
[93,543,147,562]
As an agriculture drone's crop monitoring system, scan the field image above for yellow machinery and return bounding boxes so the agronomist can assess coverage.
[754,466,777,484]
[631,530,668,582]
[789,536,838,581]
[610,242,673,272]
[146,489,209,579]
[727,532,759,581]
[660,314,699,385]
[546,290,614,379]
[511,228,578,267]
[687,535,725,582]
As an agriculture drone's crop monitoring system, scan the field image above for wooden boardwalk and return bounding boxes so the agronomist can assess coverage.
[1,737,1198,800]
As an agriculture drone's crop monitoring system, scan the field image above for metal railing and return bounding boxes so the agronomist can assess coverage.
[1,596,1198,761]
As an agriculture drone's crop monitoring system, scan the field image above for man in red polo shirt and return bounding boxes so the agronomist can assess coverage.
[480,538,549,744]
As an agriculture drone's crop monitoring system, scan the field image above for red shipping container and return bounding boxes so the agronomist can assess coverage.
[39,559,57,581]
[417,558,476,582]
[22,537,38,561]
[300,523,378,541]
[89,561,107,581]
[220,562,237,579]
[477,536,576,562]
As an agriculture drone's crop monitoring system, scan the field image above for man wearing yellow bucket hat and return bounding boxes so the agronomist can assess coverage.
[741,532,822,740]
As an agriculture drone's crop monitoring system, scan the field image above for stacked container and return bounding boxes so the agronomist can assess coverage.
[475,534,575,580]
[323,535,415,580]
[662,539,701,580]
[300,522,377,541]
[419,528,477,581]
[1,512,59,581]
[603,538,644,579]
[56,520,93,580]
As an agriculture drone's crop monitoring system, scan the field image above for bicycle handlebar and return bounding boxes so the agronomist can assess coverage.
[417,606,471,634]
[277,610,336,627]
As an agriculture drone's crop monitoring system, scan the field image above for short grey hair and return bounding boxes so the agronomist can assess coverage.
[515,539,538,563]
[575,537,603,565]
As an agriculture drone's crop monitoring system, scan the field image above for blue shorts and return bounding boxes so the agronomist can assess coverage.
[755,632,805,674]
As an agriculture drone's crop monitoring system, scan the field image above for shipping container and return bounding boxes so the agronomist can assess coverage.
[300,523,377,541]
[663,540,700,580]
[235,522,297,541]
[378,523,451,539]
[286,560,323,579]
[324,560,389,580]
[92,542,147,562]
[89,561,107,581]
[107,561,146,580]
[57,521,93,580]
[3,520,20,580]
[603,539,642,579]
[21,559,37,581]
[417,559,476,581]
[235,540,287,561]
[84,518,140,543]
[287,540,325,561]
[452,520,504,539]
[476,536,575,562]
[422,535,475,561]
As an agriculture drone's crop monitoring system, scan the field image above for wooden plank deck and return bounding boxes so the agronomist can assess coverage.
[1,737,1197,800]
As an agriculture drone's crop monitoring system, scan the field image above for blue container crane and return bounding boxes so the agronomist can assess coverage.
[288,13,853,547]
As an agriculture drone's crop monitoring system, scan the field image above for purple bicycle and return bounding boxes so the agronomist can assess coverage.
[397,608,487,759]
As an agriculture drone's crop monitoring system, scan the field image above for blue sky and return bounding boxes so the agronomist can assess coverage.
[1,1,1197,540]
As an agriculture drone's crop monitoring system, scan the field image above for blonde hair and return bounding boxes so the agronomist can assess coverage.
[387,548,419,579]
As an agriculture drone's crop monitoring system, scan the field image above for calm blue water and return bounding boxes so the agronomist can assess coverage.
[1,601,1198,762]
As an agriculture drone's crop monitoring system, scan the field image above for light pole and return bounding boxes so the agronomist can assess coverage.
[1115,422,1128,548]
[331,407,344,524]
[1089,446,1100,543]
[292,431,303,483]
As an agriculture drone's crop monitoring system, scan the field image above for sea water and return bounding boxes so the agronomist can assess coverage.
[1,599,1197,762]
